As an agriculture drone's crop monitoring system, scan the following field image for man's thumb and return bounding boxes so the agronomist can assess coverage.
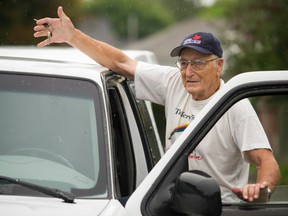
[57,6,66,19]
[231,187,242,198]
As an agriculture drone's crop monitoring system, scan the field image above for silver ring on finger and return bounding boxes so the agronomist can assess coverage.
[47,31,52,45]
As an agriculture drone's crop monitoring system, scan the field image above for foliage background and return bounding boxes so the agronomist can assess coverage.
[2,0,287,78]
[0,0,82,44]
[0,0,202,45]
[212,0,288,80]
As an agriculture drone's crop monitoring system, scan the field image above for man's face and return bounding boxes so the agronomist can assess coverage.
[179,48,224,100]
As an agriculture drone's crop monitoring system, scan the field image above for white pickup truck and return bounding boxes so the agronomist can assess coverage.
[0,47,288,216]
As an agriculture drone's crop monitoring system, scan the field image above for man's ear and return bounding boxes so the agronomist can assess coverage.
[216,58,224,76]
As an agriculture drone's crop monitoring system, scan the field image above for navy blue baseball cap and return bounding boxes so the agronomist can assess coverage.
[170,32,223,58]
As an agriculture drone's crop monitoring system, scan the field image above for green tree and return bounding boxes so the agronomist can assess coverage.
[0,0,81,45]
[158,0,202,21]
[216,0,288,79]
[81,0,174,40]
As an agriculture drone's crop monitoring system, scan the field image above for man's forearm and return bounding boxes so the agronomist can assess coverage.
[256,156,280,192]
[68,29,136,79]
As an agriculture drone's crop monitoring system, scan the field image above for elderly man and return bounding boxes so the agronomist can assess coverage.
[34,6,280,203]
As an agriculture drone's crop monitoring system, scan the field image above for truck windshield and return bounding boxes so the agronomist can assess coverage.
[0,73,107,198]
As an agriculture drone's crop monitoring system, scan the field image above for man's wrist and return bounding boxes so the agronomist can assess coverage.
[67,28,79,45]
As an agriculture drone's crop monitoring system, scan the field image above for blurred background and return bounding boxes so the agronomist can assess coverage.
[1,0,288,184]
[1,0,287,77]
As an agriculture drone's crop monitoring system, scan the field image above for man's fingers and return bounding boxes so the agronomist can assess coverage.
[34,18,54,37]
[260,182,269,189]
[231,187,243,199]
[34,30,52,47]
[34,30,48,38]
[246,186,257,201]
[35,18,52,27]
[232,183,270,202]
[243,183,265,201]
[34,25,45,32]
[37,40,48,48]
[253,184,261,199]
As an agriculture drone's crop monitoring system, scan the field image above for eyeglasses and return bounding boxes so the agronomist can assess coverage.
[175,58,219,71]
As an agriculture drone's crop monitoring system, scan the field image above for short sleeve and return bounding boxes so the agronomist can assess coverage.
[229,99,271,152]
[134,61,178,105]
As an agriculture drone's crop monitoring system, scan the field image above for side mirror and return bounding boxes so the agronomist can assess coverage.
[171,170,222,216]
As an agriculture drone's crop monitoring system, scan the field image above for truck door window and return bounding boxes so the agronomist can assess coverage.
[126,81,164,165]
[109,88,136,198]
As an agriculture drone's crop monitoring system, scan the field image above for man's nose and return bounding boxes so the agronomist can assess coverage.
[186,64,194,76]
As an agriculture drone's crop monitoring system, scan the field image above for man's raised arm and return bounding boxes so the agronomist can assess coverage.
[33,6,137,80]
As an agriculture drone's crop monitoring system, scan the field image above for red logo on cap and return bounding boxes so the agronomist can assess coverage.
[192,34,201,40]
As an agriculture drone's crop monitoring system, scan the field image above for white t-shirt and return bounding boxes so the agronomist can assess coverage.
[134,61,271,202]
